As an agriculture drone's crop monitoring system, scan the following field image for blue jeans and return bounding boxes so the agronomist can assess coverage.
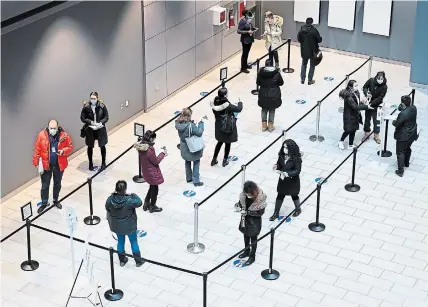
[117,232,140,254]
[300,57,315,82]
[185,160,200,183]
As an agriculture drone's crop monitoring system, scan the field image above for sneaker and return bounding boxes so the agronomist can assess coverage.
[308,80,316,85]
[143,201,150,211]
[301,80,305,84]
[53,201,62,210]
[119,256,128,267]
[338,141,345,150]
[222,159,229,167]
[210,159,218,166]
[348,145,355,150]
[395,169,404,177]
[194,182,204,187]
[37,203,49,214]
[149,205,163,213]
[293,208,301,217]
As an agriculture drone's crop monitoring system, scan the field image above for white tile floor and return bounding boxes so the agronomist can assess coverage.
[2,41,428,307]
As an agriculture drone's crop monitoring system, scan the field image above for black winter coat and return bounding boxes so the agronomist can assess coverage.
[393,105,418,142]
[80,100,109,147]
[257,67,284,110]
[276,154,301,196]
[106,193,143,235]
[341,90,368,133]
[297,24,322,60]
[211,96,243,143]
[362,78,388,108]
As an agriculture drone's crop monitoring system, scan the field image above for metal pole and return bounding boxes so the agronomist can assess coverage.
[133,151,145,183]
[368,56,373,79]
[241,165,246,188]
[187,203,205,254]
[261,228,280,280]
[377,119,392,158]
[21,219,39,271]
[308,183,325,232]
[411,89,415,106]
[203,273,208,307]
[84,178,101,225]
[251,59,260,95]
[282,38,294,73]
[104,248,123,301]
[309,101,325,142]
[282,130,287,144]
[345,147,361,192]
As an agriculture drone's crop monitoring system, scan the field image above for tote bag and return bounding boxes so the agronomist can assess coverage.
[185,124,205,153]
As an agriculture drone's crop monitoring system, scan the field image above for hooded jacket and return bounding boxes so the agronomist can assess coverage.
[257,66,284,110]
[393,105,418,142]
[340,89,369,133]
[264,14,283,50]
[211,96,243,143]
[362,74,388,108]
[106,193,142,235]
[134,142,165,185]
[175,119,204,161]
[297,24,322,59]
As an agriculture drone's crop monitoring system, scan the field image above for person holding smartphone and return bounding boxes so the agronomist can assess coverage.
[238,10,258,73]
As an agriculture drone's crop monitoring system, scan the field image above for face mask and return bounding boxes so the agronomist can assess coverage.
[247,18,253,23]
[268,18,274,25]
[246,194,253,199]
[49,128,58,136]
[353,86,359,92]
[90,99,97,105]
[398,104,405,111]
[376,78,384,84]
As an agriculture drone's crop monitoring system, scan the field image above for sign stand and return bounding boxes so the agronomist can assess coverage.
[220,67,228,88]
[133,123,146,183]
[20,202,39,271]
[377,107,393,158]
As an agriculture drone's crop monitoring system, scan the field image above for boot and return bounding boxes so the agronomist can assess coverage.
[405,149,412,167]
[222,159,229,167]
[396,154,405,177]
[269,199,283,221]
[362,132,370,143]
[133,252,145,267]
[262,121,268,132]
[293,198,302,217]
[374,133,381,144]
[143,200,150,211]
[118,253,128,267]
[100,163,107,171]
[149,204,162,213]
[245,249,256,266]
[238,249,251,259]
[275,62,280,69]
[210,158,218,166]
[89,162,95,171]
[268,122,275,132]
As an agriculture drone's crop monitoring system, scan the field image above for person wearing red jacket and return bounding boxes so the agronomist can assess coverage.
[32,120,73,214]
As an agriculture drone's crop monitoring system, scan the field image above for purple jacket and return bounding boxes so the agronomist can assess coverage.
[134,142,165,185]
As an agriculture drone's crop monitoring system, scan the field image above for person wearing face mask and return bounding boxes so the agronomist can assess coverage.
[32,120,73,214]
[237,10,257,73]
[362,72,388,144]
[263,11,283,68]
[270,139,302,221]
[210,88,243,167]
[393,95,418,177]
[80,91,109,171]
[236,181,267,266]
[338,80,373,150]
[134,130,165,213]
[257,59,284,132]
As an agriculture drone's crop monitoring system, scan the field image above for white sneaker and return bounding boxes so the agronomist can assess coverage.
[348,145,355,150]
[338,141,345,150]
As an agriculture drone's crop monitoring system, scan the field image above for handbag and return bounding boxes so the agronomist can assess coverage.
[314,50,323,66]
[185,123,205,153]
[80,125,88,138]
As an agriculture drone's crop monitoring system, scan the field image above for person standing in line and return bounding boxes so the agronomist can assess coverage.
[263,11,283,68]
[80,91,109,171]
[362,71,388,144]
[237,10,256,73]
[237,181,267,266]
[210,88,243,167]
[175,108,205,187]
[297,17,322,85]
[134,130,165,213]
[269,139,302,221]
[338,80,373,150]
[32,120,73,214]
[257,59,284,132]
[393,95,418,177]
[106,180,144,267]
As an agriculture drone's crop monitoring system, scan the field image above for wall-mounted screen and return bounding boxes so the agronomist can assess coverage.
[362,0,392,37]
[293,0,320,24]
[328,0,356,31]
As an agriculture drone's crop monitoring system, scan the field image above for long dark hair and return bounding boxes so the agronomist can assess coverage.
[143,130,156,145]
[243,181,259,198]
[339,79,357,99]
[279,139,302,164]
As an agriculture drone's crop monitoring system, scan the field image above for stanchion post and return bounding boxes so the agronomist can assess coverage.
[282,130,287,144]
[345,147,361,192]
[282,38,294,73]
[221,80,226,88]
[133,148,145,183]
[368,56,373,79]
[377,119,392,157]
[261,228,280,280]
[308,182,325,232]
[187,203,205,254]
[83,177,101,226]
[251,59,260,95]
[203,273,208,307]
[411,89,415,106]
[20,219,39,271]
[104,248,124,301]
[309,101,325,142]
[241,165,246,188]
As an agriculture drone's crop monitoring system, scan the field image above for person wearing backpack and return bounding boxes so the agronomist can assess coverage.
[210,88,243,167]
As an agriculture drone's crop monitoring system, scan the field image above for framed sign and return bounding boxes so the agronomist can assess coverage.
[220,67,228,81]
[134,123,145,138]
[21,202,33,221]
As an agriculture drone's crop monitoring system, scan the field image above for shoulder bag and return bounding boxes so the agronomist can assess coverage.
[185,123,205,153]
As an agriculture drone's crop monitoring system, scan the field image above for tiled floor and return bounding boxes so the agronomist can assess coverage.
[2,41,428,307]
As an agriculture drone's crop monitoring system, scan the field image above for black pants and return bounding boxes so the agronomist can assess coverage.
[145,184,159,206]
[41,165,64,204]
[213,142,231,160]
[396,140,414,170]
[269,46,279,66]
[244,235,257,257]
[241,43,252,70]
[277,193,299,201]
[341,131,356,146]
[87,146,106,165]
[364,109,380,134]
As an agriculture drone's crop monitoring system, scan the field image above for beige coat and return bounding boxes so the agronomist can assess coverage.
[264,14,283,50]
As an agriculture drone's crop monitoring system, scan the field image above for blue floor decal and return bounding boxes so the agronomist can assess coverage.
[200,92,208,97]
[137,230,147,238]
[174,110,180,115]
[324,76,334,81]
[278,216,292,222]
[296,99,307,105]
[315,177,328,184]
[233,259,247,268]
[183,190,196,197]
[228,156,238,162]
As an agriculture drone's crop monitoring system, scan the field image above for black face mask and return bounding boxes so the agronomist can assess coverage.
[398,104,405,111]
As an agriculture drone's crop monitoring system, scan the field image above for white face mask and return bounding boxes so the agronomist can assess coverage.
[90,99,97,105]
[353,86,359,92]
[376,78,384,84]
[283,145,289,156]
[49,128,58,136]
[247,18,253,23]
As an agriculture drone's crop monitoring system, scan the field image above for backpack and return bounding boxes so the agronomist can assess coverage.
[220,112,235,133]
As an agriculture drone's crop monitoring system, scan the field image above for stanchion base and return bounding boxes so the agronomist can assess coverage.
[251,90,259,95]
[309,135,325,142]
[133,175,145,183]
[104,289,123,301]
[187,243,205,254]
[345,183,361,192]
[261,269,280,280]
[177,144,180,150]
[377,150,392,157]
[282,68,295,74]
[308,222,326,232]
[21,260,39,271]
[84,216,101,226]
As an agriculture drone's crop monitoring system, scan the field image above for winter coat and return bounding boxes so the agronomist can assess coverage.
[238,18,255,45]
[341,90,368,133]
[275,154,301,196]
[106,193,142,235]
[175,119,205,161]
[238,189,267,237]
[362,77,388,108]
[80,100,109,147]
[257,66,284,110]
[211,96,243,143]
[264,15,283,50]
[32,127,73,172]
[393,105,418,142]
[297,24,322,60]
[134,142,165,185]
